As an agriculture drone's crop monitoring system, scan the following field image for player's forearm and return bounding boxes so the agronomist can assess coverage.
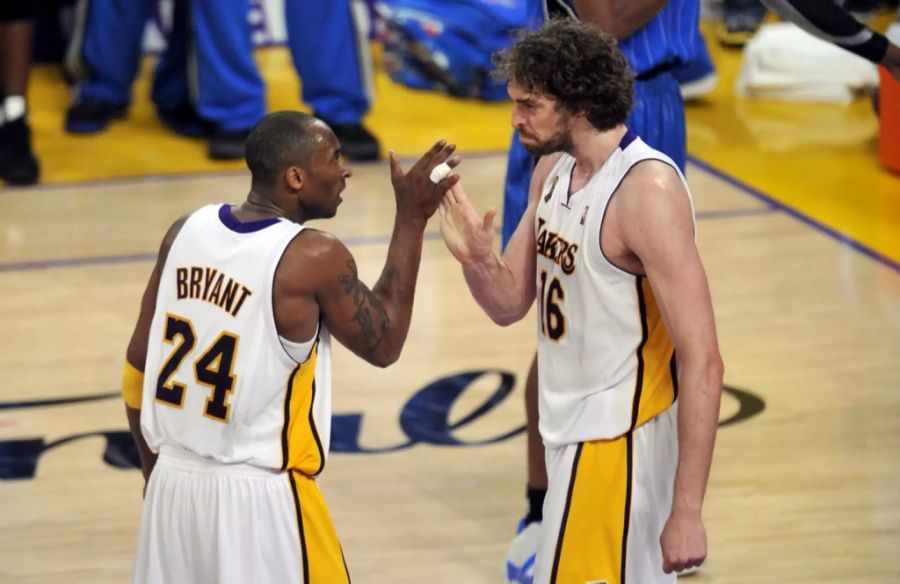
[369,217,427,365]
[574,0,668,39]
[125,405,157,482]
[671,352,723,514]
[761,0,889,64]
[462,253,531,326]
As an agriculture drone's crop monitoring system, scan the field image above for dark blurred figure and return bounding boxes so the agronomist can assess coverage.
[718,0,769,47]
[0,0,40,185]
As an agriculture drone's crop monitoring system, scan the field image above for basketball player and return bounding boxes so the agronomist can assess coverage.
[502,5,705,575]
[440,20,723,582]
[120,111,459,583]
[501,3,899,576]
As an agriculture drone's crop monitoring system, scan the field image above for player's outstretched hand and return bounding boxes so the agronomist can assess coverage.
[388,140,460,226]
[439,182,496,265]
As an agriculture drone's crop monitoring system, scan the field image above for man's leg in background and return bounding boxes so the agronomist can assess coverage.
[284,0,379,161]
[0,0,40,185]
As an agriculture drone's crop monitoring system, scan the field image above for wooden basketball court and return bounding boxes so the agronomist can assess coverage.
[3,20,900,582]
[2,150,899,582]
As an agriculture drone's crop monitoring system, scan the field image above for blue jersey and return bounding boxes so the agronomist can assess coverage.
[543,0,700,74]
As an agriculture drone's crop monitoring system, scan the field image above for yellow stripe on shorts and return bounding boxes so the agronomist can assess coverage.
[289,470,351,584]
[550,435,633,584]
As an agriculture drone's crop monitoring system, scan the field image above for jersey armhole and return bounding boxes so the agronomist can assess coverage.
[596,157,688,276]
[270,227,314,364]
[597,164,645,277]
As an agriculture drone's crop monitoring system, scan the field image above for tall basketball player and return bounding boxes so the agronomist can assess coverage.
[441,21,723,582]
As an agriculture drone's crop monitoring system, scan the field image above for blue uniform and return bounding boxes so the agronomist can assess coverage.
[501,0,700,247]
[72,0,369,131]
[286,0,372,125]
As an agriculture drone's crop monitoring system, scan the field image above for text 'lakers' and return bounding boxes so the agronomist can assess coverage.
[536,218,578,275]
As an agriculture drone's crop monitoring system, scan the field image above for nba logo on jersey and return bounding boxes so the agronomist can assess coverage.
[544,175,559,202]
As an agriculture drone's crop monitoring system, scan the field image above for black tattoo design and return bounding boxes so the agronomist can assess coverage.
[338,259,391,353]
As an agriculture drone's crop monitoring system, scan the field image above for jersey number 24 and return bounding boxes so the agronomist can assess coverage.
[155,314,239,423]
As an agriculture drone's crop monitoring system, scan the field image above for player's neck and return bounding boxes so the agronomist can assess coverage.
[568,124,628,178]
[239,190,295,222]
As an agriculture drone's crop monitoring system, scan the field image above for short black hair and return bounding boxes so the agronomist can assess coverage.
[245,111,320,190]
[495,19,634,131]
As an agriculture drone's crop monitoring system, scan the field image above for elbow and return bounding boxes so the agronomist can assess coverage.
[487,304,529,327]
[374,355,399,369]
[370,346,402,369]
[491,313,518,327]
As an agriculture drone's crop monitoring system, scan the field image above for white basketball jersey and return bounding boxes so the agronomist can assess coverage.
[141,204,333,475]
[535,131,694,447]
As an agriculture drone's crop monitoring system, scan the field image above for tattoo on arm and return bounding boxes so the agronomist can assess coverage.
[338,259,391,352]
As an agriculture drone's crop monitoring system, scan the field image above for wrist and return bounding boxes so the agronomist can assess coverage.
[395,212,427,232]
[671,499,703,516]
[460,248,495,270]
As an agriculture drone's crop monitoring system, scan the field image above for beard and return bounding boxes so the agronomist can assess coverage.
[520,121,573,157]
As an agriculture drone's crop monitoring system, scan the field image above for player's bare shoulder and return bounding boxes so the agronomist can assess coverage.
[276,227,356,294]
[612,159,695,263]
[616,159,691,219]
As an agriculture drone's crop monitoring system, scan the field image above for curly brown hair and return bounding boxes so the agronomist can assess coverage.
[495,19,634,131]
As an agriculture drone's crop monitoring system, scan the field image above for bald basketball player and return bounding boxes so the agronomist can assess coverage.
[121,111,459,583]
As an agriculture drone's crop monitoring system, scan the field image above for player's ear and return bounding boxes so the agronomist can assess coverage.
[286,166,306,190]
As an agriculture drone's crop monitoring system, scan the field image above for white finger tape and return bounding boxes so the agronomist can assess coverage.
[429,162,452,184]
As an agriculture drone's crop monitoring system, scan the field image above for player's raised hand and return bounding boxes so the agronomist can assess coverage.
[439,182,496,265]
[388,141,460,225]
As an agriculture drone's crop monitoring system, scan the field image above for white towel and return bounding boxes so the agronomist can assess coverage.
[736,22,879,104]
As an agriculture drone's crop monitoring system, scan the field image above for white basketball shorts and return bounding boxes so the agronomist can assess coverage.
[534,404,678,584]
[132,445,349,584]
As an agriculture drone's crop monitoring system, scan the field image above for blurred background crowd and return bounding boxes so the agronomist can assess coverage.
[1,0,899,187]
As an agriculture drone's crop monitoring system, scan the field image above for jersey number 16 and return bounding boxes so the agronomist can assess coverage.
[539,270,567,342]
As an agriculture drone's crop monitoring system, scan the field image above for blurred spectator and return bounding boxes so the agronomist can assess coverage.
[282,0,380,161]
[64,0,211,139]
[64,0,379,162]
[675,35,720,100]
[0,0,40,186]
